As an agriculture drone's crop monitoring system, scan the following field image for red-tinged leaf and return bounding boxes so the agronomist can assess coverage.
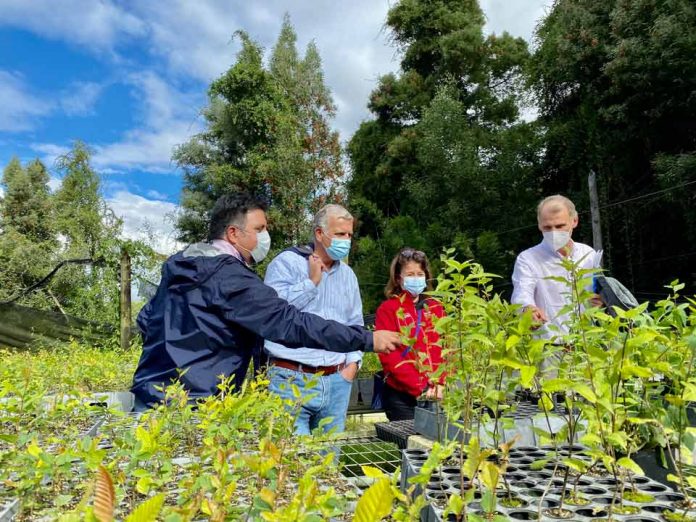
[94,465,115,522]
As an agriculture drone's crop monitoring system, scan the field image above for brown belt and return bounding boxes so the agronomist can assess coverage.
[270,357,346,376]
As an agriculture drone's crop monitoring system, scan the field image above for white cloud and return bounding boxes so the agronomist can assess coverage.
[59,82,104,116]
[481,0,552,46]
[0,0,146,53]
[0,71,53,132]
[130,1,399,140]
[11,1,550,173]
[1,71,106,132]
[146,189,170,201]
[48,176,62,192]
[124,0,547,140]
[89,72,203,173]
[107,190,182,255]
[30,143,71,167]
[31,71,203,174]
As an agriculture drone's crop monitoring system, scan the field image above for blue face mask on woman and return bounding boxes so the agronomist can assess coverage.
[326,238,351,261]
[403,276,427,296]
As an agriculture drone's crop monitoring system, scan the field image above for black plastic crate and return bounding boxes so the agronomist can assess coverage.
[375,419,416,449]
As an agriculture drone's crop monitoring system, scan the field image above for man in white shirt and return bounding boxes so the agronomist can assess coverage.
[511,195,601,341]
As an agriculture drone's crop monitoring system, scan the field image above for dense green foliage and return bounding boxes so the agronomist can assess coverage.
[346,0,696,312]
[174,16,344,247]
[0,143,158,324]
[346,0,541,312]
[531,0,696,300]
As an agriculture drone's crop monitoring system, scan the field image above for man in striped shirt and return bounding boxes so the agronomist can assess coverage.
[264,204,362,435]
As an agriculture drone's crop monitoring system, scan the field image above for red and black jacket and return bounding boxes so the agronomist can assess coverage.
[375,293,445,397]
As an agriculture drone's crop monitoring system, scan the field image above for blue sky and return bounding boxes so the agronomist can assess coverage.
[0,0,549,253]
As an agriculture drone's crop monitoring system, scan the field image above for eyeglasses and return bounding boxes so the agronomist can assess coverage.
[399,248,426,261]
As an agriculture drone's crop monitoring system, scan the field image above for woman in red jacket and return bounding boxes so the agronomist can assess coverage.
[375,248,446,421]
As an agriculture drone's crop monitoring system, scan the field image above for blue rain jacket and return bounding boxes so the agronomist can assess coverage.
[131,242,373,406]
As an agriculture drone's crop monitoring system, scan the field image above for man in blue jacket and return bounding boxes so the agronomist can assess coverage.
[131,193,401,409]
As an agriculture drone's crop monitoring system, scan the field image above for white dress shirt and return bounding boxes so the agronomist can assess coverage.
[511,240,600,340]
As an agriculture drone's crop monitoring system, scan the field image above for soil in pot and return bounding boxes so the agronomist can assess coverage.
[543,507,575,519]
[564,493,591,506]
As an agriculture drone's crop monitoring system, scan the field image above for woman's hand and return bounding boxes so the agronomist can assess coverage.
[424,384,444,400]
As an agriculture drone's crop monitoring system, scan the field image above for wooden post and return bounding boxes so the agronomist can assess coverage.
[588,169,603,254]
[120,248,132,350]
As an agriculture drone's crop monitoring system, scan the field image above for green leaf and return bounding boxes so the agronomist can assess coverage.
[361,466,385,479]
[538,394,554,412]
[125,494,165,522]
[683,383,696,402]
[135,476,152,495]
[667,473,682,485]
[499,357,523,370]
[621,364,653,379]
[541,379,572,394]
[481,490,496,513]
[444,493,465,518]
[607,432,628,451]
[580,433,602,447]
[616,457,643,475]
[354,478,394,522]
[563,458,588,473]
[572,383,597,404]
[520,366,536,388]
[530,459,549,471]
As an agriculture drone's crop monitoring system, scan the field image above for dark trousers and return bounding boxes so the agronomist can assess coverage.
[382,381,417,421]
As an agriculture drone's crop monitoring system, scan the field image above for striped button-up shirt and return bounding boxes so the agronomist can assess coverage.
[263,250,363,366]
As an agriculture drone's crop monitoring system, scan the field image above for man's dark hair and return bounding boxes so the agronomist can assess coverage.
[208,193,267,241]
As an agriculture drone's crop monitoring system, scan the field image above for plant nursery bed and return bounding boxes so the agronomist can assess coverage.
[402,445,695,522]
[339,438,402,488]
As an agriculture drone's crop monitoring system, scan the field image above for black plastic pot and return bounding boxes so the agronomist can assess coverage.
[357,378,374,406]
[632,447,675,487]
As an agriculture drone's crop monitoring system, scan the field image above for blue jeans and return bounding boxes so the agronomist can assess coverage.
[268,365,353,435]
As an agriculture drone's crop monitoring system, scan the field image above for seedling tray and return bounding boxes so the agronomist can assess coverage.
[402,445,694,522]
[375,419,416,449]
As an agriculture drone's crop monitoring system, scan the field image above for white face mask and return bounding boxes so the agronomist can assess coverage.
[250,230,271,263]
[543,230,571,252]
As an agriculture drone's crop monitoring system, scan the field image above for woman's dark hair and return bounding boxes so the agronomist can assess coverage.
[208,193,267,241]
[384,248,433,298]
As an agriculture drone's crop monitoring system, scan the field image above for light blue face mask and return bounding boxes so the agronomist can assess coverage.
[403,276,426,296]
[326,237,352,261]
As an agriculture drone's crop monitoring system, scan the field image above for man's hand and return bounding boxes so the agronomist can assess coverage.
[308,254,326,286]
[589,294,604,308]
[372,330,401,353]
[524,305,547,329]
[340,361,358,382]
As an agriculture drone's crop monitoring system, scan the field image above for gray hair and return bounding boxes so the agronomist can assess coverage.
[537,195,577,224]
[313,204,353,232]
